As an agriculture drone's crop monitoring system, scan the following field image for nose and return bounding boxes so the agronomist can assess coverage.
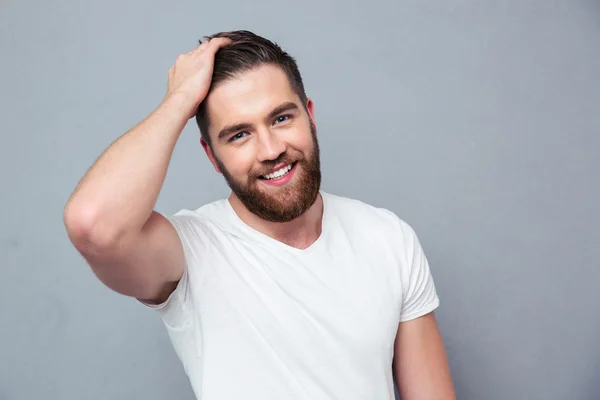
[256,129,286,163]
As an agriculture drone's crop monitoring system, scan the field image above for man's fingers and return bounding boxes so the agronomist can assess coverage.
[188,40,210,55]
[183,37,231,59]
[204,37,233,53]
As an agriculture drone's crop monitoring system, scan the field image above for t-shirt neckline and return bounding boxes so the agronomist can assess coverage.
[224,191,330,255]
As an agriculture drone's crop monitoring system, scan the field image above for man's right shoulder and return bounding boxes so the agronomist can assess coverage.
[164,197,233,240]
[168,197,229,223]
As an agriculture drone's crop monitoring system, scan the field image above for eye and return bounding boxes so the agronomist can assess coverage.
[274,114,291,124]
[229,132,248,142]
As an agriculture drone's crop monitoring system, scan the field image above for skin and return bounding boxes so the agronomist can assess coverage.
[201,64,323,248]
[394,312,456,399]
[63,37,455,399]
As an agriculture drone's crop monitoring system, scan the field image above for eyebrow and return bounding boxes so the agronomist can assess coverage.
[217,102,300,141]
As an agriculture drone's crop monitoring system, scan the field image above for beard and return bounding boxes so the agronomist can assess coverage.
[215,122,321,223]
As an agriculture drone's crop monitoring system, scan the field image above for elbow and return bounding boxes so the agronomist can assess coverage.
[63,201,124,254]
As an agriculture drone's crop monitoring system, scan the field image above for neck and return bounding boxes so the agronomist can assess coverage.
[228,192,324,250]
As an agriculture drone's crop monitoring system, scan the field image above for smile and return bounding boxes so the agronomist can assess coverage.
[260,163,295,180]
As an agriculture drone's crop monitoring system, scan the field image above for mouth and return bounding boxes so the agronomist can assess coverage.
[258,162,297,185]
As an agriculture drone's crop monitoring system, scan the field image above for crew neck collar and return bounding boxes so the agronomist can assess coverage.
[224,191,329,254]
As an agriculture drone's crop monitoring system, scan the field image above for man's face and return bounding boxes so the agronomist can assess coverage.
[202,64,321,223]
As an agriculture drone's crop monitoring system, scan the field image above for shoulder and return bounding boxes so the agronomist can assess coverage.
[165,198,233,240]
[323,191,417,241]
[169,197,229,223]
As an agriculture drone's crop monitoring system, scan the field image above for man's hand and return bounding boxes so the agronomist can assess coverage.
[165,37,232,119]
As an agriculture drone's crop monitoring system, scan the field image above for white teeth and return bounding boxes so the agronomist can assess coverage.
[263,164,293,180]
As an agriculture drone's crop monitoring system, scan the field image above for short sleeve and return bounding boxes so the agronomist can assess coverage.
[139,212,202,330]
[398,221,440,322]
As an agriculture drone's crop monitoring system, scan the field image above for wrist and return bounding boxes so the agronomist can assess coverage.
[161,91,199,120]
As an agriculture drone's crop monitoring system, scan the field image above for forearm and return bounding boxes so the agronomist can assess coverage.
[65,94,192,244]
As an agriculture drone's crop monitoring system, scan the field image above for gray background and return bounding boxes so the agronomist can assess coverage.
[1,0,599,399]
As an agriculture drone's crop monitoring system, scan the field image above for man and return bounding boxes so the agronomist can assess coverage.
[64,30,455,399]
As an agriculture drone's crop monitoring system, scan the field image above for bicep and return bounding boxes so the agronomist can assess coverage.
[83,211,185,303]
[393,312,456,400]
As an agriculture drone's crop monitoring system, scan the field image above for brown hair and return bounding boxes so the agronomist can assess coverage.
[195,30,308,145]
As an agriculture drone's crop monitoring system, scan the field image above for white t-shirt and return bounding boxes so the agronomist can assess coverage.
[144,191,439,400]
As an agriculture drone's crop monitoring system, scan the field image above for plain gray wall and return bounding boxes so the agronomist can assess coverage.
[1,0,599,399]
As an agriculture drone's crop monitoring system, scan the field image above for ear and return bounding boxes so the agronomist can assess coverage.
[200,137,222,173]
[306,98,316,125]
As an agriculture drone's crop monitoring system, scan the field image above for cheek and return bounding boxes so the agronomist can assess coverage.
[298,135,316,155]
[222,149,256,176]
[287,125,314,154]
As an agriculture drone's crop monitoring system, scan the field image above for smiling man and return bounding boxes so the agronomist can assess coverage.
[204,69,321,226]
[64,30,455,400]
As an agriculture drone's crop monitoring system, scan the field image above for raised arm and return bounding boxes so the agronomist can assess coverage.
[63,38,230,304]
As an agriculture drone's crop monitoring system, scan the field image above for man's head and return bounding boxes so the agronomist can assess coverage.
[196,30,321,223]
